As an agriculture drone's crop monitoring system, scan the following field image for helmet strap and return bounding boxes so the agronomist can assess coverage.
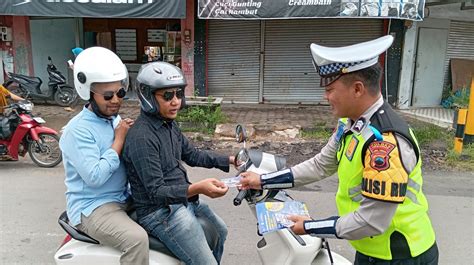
[89,95,113,120]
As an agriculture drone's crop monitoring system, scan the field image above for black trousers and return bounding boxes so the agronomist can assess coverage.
[354,242,439,265]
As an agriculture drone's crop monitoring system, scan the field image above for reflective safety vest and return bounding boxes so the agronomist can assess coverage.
[335,109,435,260]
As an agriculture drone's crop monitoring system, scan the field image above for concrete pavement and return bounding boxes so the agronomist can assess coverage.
[0,157,473,265]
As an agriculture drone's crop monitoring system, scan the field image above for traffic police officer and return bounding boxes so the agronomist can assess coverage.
[240,35,438,264]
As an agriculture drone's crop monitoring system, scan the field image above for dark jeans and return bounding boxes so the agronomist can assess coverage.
[139,200,227,265]
[354,242,438,265]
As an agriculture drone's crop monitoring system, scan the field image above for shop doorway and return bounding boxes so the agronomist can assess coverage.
[412,27,448,107]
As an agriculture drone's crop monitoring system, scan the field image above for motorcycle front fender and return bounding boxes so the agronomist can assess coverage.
[6,123,33,159]
[29,126,58,141]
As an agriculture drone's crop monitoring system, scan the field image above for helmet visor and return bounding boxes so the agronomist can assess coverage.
[121,66,130,91]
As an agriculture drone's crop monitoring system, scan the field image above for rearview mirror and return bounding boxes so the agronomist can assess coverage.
[234,148,250,172]
[235,124,247,143]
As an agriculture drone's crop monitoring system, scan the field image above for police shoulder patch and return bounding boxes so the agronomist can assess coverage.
[361,133,409,203]
[368,140,395,171]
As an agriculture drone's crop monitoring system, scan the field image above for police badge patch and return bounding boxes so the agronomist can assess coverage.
[368,141,395,171]
[335,120,346,144]
[345,135,359,161]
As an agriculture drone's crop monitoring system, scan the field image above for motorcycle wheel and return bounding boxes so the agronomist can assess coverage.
[28,133,62,168]
[54,86,77,107]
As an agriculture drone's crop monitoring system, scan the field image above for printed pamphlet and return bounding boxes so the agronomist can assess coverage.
[256,201,310,234]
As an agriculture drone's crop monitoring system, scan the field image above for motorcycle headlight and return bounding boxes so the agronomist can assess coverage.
[19,102,33,111]
[235,148,250,171]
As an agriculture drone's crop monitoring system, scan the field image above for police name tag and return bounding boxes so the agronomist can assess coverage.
[335,120,345,143]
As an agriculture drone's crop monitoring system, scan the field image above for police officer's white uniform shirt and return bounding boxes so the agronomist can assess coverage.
[291,96,417,240]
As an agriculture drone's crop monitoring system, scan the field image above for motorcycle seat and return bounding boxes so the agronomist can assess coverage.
[9,73,42,85]
[58,209,218,259]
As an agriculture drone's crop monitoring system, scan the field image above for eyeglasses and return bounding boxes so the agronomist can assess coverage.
[92,87,127,101]
[157,88,185,102]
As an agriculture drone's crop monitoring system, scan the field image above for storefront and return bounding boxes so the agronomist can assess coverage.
[82,17,183,97]
[0,0,188,97]
[207,19,384,104]
[397,3,474,109]
[199,0,424,104]
[443,20,474,90]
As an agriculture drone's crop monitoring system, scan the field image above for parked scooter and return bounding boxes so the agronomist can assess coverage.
[55,211,219,264]
[0,100,62,167]
[4,56,77,106]
[232,125,352,265]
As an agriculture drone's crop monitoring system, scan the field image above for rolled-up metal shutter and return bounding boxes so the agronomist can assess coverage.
[263,19,384,104]
[208,20,260,103]
[443,20,474,89]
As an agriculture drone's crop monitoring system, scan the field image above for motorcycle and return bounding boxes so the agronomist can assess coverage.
[4,56,77,107]
[55,211,219,264]
[0,100,62,167]
[232,124,352,265]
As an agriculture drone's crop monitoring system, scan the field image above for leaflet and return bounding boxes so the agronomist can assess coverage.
[221,175,242,188]
[256,201,310,234]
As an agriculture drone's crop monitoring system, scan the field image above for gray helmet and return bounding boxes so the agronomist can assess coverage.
[136,62,187,115]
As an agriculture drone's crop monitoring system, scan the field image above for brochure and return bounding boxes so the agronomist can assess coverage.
[256,201,310,234]
[221,175,242,188]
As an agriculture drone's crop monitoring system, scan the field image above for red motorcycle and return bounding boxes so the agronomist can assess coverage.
[0,100,62,167]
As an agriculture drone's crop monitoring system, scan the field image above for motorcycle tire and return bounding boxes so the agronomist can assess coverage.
[54,86,77,107]
[28,133,62,168]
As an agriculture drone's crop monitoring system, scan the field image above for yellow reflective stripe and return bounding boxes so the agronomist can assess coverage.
[349,186,361,196]
[406,190,419,205]
[349,185,363,202]
[408,178,420,192]
[352,194,363,202]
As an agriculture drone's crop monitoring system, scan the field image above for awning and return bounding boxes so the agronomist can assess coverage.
[198,0,425,21]
[0,0,186,19]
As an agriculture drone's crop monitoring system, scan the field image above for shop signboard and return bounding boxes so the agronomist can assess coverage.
[198,0,425,21]
[0,0,186,19]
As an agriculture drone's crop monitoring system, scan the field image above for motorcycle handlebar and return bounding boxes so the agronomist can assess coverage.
[233,189,248,206]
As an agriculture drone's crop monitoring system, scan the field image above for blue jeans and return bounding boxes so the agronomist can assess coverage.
[139,200,227,265]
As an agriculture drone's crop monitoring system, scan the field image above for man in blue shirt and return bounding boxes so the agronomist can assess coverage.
[60,47,149,265]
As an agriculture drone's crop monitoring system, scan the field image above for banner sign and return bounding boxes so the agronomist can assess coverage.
[0,0,186,19]
[198,0,425,21]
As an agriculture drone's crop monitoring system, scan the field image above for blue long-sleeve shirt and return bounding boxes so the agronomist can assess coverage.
[60,106,128,226]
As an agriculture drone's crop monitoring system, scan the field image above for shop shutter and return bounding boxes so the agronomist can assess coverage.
[263,19,384,104]
[208,20,261,103]
[443,20,474,89]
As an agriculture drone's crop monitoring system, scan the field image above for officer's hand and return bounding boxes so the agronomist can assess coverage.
[197,178,229,198]
[239,171,262,190]
[229,156,236,165]
[288,215,312,235]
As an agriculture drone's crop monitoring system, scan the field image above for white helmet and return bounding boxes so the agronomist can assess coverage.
[73,47,128,100]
